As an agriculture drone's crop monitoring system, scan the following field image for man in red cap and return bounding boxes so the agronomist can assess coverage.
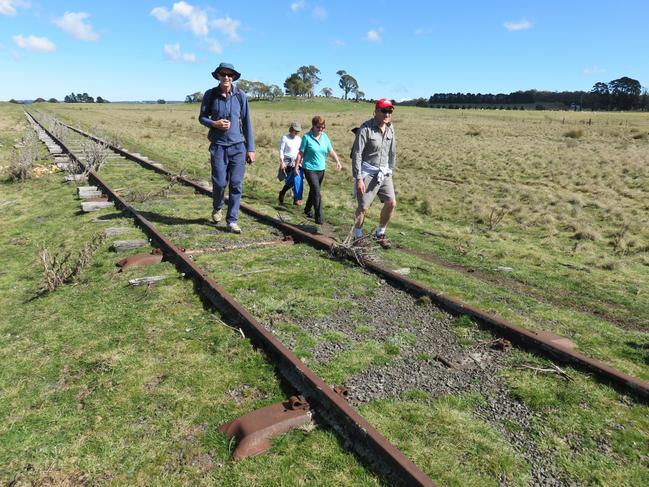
[350,98,397,249]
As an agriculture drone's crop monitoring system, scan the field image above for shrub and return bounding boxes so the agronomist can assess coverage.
[564,129,583,139]
[8,131,38,182]
[81,138,110,174]
[39,233,107,292]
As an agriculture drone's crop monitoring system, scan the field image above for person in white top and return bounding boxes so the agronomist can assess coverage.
[278,121,303,205]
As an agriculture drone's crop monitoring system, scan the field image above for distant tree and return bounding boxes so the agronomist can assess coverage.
[284,73,309,97]
[33,97,46,103]
[64,92,78,103]
[78,92,94,103]
[296,65,321,97]
[237,79,252,94]
[608,76,641,110]
[157,99,166,104]
[353,89,365,101]
[48,98,59,103]
[590,82,610,110]
[269,85,283,101]
[185,92,203,103]
[96,96,108,103]
[9,99,21,104]
[641,88,649,111]
[320,87,333,98]
[336,70,358,99]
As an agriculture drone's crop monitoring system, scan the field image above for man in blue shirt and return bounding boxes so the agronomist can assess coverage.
[199,62,255,234]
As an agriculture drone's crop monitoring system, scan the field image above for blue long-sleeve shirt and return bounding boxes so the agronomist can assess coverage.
[198,86,255,151]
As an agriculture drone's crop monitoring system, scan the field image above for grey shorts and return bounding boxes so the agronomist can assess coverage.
[356,174,395,210]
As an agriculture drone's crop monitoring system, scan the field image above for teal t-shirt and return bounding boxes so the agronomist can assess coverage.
[299,130,332,171]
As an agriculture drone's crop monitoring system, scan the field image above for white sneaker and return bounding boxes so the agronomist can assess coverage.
[227,222,242,234]
[212,209,222,223]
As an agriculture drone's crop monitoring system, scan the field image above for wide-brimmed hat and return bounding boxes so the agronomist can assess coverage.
[289,121,302,132]
[211,62,241,81]
[375,98,394,110]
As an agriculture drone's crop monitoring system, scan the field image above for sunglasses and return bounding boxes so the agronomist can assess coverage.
[219,72,235,78]
[316,124,326,129]
[380,108,393,114]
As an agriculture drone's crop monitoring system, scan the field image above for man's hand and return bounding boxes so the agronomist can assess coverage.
[335,161,342,171]
[356,178,365,194]
[246,151,256,164]
[212,119,231,131]
[294,165,300,176]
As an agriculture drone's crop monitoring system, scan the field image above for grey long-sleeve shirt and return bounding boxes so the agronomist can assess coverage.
[351,117,396,180]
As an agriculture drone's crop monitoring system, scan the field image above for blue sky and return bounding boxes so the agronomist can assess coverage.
[2,0,648,101]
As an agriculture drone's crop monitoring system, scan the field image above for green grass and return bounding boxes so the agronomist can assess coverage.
[3,101,649,486]
[360,393,530,487]
[0,106,382,485]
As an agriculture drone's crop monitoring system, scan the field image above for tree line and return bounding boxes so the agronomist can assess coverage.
[401,76,647,111]
[185,66,365,103]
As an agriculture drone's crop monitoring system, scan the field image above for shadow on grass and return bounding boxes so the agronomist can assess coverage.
[138,210,215,228]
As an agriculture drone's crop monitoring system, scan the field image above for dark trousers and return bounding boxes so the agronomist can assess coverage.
[303,169,325,222]
[209,142,246,224]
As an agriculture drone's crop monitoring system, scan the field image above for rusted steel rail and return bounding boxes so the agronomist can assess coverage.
[28,112,438,487]
[52,115,649,402]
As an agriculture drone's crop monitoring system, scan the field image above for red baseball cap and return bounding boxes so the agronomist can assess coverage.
[375,98,394,109]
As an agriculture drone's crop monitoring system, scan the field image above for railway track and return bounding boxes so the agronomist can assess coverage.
[25,110,649,485]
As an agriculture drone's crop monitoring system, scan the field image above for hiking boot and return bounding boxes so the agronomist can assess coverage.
[211,209,222,223]
[227,222,242,234]
[374,233,392,249]
[304,209,313,218]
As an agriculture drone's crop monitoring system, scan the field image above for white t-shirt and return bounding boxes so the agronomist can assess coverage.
[279,133,302,165]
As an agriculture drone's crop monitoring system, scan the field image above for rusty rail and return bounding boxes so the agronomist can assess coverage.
[52,115,649,402]
[28,112,438,486]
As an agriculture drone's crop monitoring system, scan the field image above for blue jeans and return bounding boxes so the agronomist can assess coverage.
[210,142,246,224]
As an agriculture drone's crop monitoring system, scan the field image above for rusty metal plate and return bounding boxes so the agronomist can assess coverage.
[219,396,312,460]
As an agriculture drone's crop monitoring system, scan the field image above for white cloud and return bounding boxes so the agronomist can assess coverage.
[54,12,99,42]
[334,39,345,46]
[163,42,197,63]
[151,2,208,36]
[312,5,326,20]
[583,66,606,76]
[0,0,30,16]
[366,29,382,42]
[290,1,305,12]
[211,16,241,42]
[206,38,223,53]
[13,34,56,52]
[504,19,532,31]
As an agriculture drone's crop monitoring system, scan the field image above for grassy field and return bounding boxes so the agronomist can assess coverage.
[1,99,648,486]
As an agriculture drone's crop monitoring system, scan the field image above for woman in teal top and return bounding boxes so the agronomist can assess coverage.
[294,115,342,224]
